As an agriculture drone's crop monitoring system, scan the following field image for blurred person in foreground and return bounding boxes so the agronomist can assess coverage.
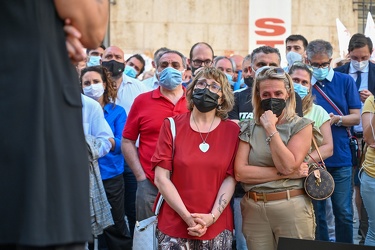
[0,0,108,249]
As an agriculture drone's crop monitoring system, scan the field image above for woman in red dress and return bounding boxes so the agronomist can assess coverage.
[152,67,239,249]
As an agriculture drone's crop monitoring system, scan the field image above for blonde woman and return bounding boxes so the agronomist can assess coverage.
[235,66,315,250]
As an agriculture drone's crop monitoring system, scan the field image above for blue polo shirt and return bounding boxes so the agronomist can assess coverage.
[312,69,361,167]
[98,103,127,179]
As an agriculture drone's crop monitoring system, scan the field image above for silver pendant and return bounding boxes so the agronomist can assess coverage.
[199,142,209,153]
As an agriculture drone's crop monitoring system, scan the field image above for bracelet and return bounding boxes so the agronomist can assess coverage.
[266,131,279,145]
[210,213,216,223]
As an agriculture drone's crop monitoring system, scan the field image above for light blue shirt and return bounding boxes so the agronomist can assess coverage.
[349,62,369,92]
[349,63,368,132]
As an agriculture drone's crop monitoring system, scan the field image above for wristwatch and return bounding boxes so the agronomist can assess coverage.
[335,115,343,126]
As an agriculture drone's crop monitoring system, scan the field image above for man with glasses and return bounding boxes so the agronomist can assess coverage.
[188,42,214,76]
[228,46,303,123]
[122,50,189,222]
[307,39,361,243]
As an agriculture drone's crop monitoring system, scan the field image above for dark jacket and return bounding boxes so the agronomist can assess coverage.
[334,61,375,95]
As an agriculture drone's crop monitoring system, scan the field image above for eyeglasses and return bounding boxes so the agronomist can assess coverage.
[291,61,313,73]
[195,79,221,93]
[308,60,331,69]
[255,66,285,78]
[192,59,212,67]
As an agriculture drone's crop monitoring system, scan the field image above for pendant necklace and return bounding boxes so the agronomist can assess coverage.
[192,114,215,153]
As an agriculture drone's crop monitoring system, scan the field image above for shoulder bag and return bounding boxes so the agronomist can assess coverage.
[304,136,335,200]
[132,117,176,250]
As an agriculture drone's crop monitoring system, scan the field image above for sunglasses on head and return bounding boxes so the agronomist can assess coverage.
[255,66,285,78]
[291,61,313,73]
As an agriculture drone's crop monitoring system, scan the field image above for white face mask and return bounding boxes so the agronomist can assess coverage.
[351,59,369,71]
[83,83,104,100]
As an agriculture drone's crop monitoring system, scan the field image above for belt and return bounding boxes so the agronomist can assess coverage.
[246,189,305,203]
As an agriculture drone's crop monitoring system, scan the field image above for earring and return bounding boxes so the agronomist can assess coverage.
[217,105,222,110]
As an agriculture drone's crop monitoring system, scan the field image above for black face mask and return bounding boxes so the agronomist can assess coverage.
[191,66,200,77]
[260,98,286,117]
[192,88,220,113]
[244,77,253,88]
[102,60,125,77]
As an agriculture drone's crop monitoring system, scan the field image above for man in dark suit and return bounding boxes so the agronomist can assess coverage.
[334,33,374,244]
[334,33,375,101]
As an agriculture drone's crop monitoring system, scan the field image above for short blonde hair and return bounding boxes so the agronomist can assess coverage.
[186,67,234,119]
[252,67,296,124]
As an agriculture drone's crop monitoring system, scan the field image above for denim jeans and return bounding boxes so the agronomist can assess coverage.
[233,197,248,250]
[313,167,353,243]
[360,171,375,246]
[326,197,336,241]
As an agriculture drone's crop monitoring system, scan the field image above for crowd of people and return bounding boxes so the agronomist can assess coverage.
[76,34,375,249]
[3,1,375,250]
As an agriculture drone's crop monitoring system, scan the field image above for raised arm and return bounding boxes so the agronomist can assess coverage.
[54,0,109,48]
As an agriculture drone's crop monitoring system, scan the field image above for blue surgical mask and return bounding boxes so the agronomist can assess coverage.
[286,51,302,66]
[87,56,101,67]
[225,73,234,86]
[124,65,137,78]
[312,67,329,81]
[157,67,183,90]
[293,82,309,99]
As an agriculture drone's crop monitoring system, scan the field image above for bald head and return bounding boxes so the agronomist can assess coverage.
[102,46,125,63]
[188,42,214,76]
[230,54,244,73]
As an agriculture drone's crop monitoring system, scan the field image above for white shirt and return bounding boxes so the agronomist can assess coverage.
[349,63,368,132]
[142,74,159,91]
[116,74,150,114]
[81,94,113,157]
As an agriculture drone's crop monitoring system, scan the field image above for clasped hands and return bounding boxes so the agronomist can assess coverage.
[185,213,214,237]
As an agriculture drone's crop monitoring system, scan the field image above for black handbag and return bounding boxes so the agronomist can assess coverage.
[349,136,359,167]
[304,136,335,200]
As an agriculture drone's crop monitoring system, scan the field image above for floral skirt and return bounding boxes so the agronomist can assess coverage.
[156,229,232,250]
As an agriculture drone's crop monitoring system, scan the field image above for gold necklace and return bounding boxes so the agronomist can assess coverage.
[192,114,216,153]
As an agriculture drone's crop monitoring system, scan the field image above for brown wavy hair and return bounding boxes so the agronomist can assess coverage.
[80,66,117,106]
[186,67,234,119]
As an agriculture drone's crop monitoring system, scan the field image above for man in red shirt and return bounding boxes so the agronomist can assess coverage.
[121,50,189,221]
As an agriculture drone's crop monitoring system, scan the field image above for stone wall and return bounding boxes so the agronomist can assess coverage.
[109,0,358,59]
